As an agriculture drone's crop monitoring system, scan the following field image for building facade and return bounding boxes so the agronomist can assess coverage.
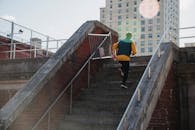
[100,0,179,56]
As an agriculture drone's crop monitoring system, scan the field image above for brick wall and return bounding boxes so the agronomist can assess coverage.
[147,64,180,130]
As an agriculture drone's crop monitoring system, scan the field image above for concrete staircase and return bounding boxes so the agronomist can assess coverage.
[57,60,146,130]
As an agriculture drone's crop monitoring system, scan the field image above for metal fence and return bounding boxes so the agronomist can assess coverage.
[179,27,195,47]
[0,17,67,59]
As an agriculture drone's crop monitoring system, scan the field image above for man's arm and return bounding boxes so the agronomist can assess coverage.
[112,42,118,59]
[131,42,137,55]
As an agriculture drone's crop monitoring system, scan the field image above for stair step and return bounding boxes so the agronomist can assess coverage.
[57,63,146,130]
[71,107,123,116]
[58,121,117,130]
[77,94,131,102]
[72,102,127,113]
[64,114,119,125]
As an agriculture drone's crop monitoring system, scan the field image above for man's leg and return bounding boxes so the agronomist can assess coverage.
[119,61,129,88]
[122,61,129,84]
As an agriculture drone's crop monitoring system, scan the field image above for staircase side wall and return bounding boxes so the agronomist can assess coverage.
[147,64,180,130]
[148,47,195,130]
[0,21,118,130]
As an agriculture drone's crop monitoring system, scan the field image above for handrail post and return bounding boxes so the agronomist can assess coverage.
[13,42,16,59]
[48,111,50,130]
[88,60,91,88]
[34,44,37,58]
[46,36,49,56]
[148,67,151,78]
[137,88,141,101]
[158,48,161,57]
[30,30,33,58]
[10,22,14,59]
[109,32,112,56]
[57,40,59,50]
[169,32,172,42]
[69,84,73,114]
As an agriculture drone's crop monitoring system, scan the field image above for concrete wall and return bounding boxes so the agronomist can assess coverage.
[0,58,48,80]
[177,47,195,130]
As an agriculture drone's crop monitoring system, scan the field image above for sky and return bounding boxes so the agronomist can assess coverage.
[0,0,195,44]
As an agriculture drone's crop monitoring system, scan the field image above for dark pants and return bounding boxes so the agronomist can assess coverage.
[119,61,129,84]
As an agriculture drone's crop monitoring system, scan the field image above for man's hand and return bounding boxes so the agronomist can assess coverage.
[112,54,117,61]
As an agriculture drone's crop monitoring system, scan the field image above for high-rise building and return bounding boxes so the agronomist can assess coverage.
[100,0,179,56]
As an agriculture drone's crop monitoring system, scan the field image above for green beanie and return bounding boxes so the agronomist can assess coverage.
[126,32,132,39]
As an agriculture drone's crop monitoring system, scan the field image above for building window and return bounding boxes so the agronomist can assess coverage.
[126,20,129,25]
[126,9,129,13]
[148,34,153,38]
[118,3,122,8]
[118,21,122,25]
[118,9,122,14]
[134,7,137,12]
[141,41,145,46]
[157,18,160,23]
[117,27,122,31]
[157,12,160,16]
[157,25,161,30]
[148,47,153,52]
[126,27,129,31]
[148,26,152,31]
[141,48,145,53]
[157,40,160,44]
[133,14,137,19]
[133,28,137,32]
[110,5,112,9]
[133,21,136,25]
[141,20,145,25]
[141,34,145,39]
[126,2,129,7]
[110,10,112,15]
[141,27,145,32]
[148,40,153,45]
[157,34,161,38]
[118,15,122,20]
[148,19,153,24]
[134,1,137,5]
[126,15,129,19]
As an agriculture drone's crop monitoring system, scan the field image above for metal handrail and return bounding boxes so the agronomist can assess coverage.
[0,17,67,59]
[0,17,56,40]
[180,27,195,30]
[117,27,171,130]
[31,32,111,130]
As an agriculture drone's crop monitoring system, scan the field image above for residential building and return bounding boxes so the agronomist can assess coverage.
[100,0,179,56]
